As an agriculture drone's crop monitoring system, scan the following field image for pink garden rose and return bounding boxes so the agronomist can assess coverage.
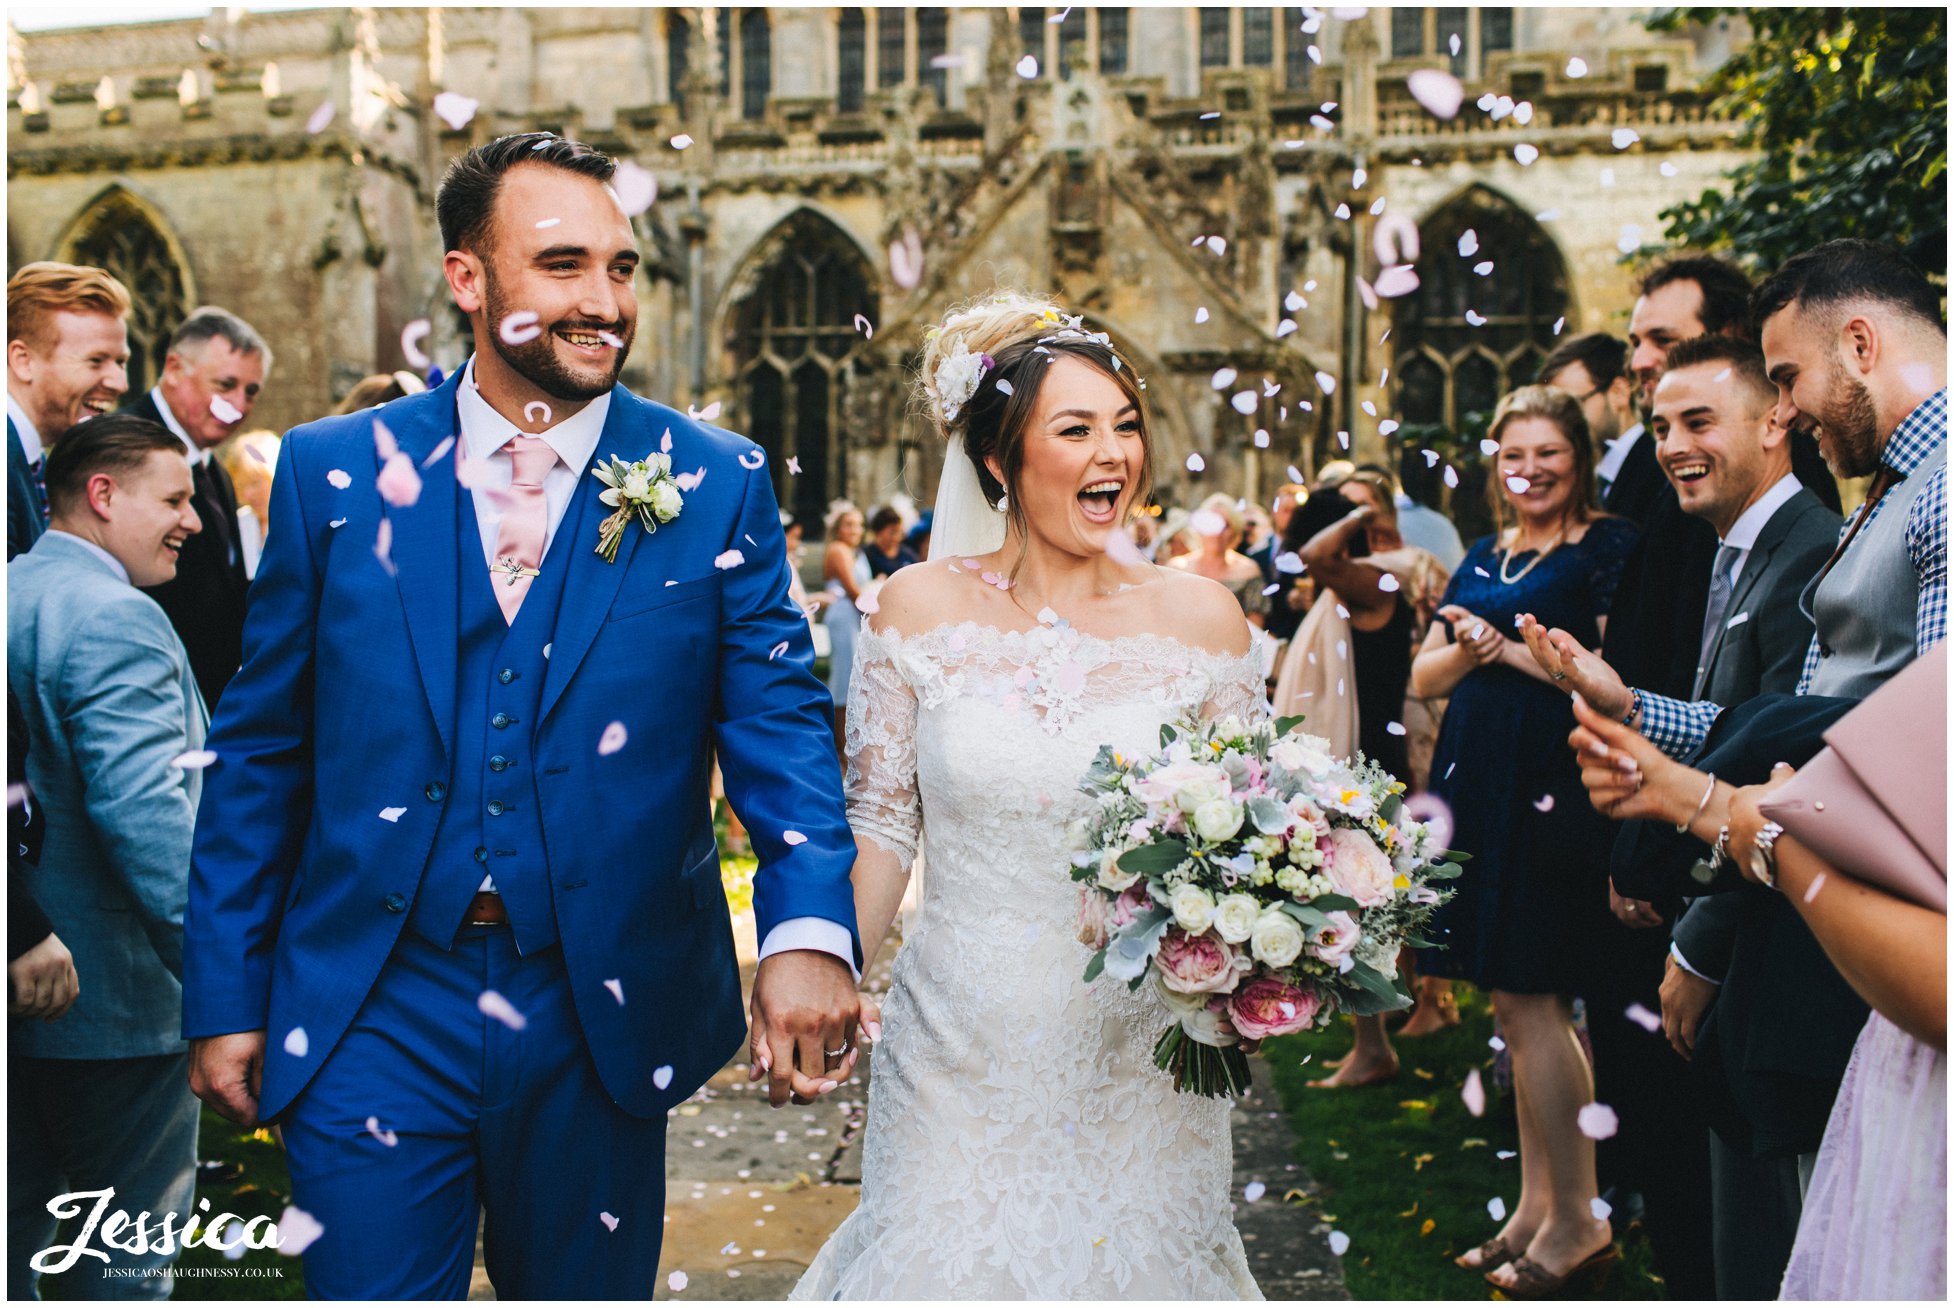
[1154,927,1252,995]
[1309,910,1361,968]
[1228,976,1322,1039]
[1110,883,1151,928]
[1322,827,1396,906]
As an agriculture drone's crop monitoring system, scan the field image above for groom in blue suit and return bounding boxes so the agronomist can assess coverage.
[184,135,862,1298]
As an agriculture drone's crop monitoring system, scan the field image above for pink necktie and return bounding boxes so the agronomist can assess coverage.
[490,435,557,623]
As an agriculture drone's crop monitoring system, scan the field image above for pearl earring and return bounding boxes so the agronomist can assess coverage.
[996,493,1009,512]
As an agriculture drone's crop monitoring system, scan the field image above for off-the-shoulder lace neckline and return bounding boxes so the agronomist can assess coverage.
[858,619,1258,669]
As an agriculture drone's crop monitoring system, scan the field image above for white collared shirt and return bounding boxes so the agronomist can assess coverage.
[1714,472,1803,588]
[1596,422,1645,488]
[7,394,44,465]
[454,356,610,570]
[148,386,210,467]
[43,528,130,584]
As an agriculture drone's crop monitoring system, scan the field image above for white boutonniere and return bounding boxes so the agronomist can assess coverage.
[591,452,683,562]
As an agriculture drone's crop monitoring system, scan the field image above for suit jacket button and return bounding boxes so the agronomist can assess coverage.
[498,668,516,684]
[489,755,509,773]
[385,893,406,913]
[473,846,489,863]
[425,782,446,802]
[492,712,511,729]
[487,800,505,817]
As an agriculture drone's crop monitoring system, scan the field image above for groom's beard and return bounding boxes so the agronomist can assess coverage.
[483,269,635,403]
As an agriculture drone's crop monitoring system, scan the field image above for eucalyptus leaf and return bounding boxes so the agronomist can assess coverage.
[1117,840,1190,876]
[1247,794,1292,835]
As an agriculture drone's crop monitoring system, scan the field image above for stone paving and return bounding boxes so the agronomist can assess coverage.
[470,910,1348,1300]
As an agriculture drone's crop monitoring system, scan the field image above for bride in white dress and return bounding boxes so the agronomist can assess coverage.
[792,296,1267,1300]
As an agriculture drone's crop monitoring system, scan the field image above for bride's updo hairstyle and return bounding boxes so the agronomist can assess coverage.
[915,292,1154,549]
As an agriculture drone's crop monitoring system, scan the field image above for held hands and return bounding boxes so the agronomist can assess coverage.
[8,932,79,1021]
[189,1031,267,1127]
[1609,884,1666,930]
[1519,614,1634,721]
[1567,693,1703,824]
[748,949,861,1108]
[1438,605,1506,666]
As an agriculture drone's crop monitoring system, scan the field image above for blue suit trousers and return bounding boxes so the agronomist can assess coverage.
[280,927,668,1299]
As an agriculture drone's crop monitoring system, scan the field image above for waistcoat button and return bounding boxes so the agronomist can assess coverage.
[489,755,510,773]
[473,846,489,863]
[492,712,511,729]
[498,668,517,684]
[487,800,505,817]
[384,893,406,913]
[425,782,446,802]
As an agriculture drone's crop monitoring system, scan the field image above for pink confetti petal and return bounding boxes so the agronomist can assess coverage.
[787,457,801,475]
[675,466,707,492]
[599,1211,620,1232]
[603,978,625,1005]
[477,989,528,1030]
[274,1205,324,1256]
[888,228,924,290]
[377,453,423,507]
[1462,1067,1486,1117]
[305,101,336,134]
[1577,1101,1619,1140]
[768,641,790,660]
[854,588,880,615]
[454,453,494,489]
[373,518,396,575]
[1532,793,1554,812]
[782,830,808,846]
[499,311,542,346]
[1803,872,1827,902]
[597,722,628,755]
[1407,68,1464,119]
[611,160,658,216]
[524,401,552,427]
[714,549,745,570]
[365,1116,399,1147]
[172,749,217,770]
[853,314,874,339]
[210,395,243,425]
[737,448,765,469]
[668,1271,689,1291]
[1625,1002,1662,1032]
[1373,265,1421,298]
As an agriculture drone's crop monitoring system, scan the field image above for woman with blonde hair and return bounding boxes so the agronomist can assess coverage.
[1409,385,1639,1297]
[821,499,870,755]
[1168,492,1271,628]
[793,293,1264,1298]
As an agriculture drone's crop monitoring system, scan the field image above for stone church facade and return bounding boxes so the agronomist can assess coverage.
[7,6,1752,525]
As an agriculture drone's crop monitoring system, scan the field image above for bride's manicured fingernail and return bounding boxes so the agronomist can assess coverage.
[865,1021,882,1042]
[818,1079,839,1094]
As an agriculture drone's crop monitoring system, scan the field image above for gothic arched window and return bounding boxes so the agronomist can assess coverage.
[728,214,874,527]
[57,188,192,398]
[1392,186,1570,431]
[739,9,771,121]
[666,12,691,116]
[837,9,866,112]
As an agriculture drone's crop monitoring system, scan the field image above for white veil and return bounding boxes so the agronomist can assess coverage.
[926,430,1005,561]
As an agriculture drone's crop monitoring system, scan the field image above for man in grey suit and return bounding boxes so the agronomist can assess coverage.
[8,413,207,1299]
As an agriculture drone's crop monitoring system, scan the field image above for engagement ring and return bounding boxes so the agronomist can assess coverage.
[825,1043,850,1058]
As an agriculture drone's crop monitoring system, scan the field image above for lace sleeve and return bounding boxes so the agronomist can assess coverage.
[1200,650,1271,727]
[844,625,921,866]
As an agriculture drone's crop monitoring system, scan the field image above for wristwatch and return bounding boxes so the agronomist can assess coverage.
[1748,821,1785,890]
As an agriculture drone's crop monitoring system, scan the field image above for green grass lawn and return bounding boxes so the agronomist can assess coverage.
[1261,987,1665,1301]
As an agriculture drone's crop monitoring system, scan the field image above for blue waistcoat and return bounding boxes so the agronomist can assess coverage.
[407,483,595,952]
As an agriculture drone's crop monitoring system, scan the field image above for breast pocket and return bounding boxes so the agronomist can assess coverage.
[611,572,722,622]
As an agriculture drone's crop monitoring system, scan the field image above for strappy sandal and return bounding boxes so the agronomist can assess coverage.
[1484,1244,1619,1299]
[1453,1234,1516,1271]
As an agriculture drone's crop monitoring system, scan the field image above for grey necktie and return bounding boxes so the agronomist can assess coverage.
[1692,543,1743,699]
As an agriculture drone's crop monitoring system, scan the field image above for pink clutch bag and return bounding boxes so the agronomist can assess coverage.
[1758,643,1946,911]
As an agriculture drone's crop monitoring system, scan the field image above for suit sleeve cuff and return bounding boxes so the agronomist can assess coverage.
[1670,941,1721,985]
[758,916,862,983]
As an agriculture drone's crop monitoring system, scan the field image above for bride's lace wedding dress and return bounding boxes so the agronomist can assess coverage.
[792,617,1267,1300]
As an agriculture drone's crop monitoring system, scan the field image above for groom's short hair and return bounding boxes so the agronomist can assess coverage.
[437,133,618,257]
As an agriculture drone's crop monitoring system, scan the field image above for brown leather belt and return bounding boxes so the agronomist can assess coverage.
[464,891,509,926]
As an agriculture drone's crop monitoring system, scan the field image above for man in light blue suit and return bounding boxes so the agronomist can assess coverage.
[8,413,208,1298]
[183,135,862,1298]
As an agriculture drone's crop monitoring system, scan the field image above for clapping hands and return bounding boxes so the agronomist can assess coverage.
[1518,614,1634,721]
[1438,605,1506,666]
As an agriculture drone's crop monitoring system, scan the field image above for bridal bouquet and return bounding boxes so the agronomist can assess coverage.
[1069,714,1462,1097]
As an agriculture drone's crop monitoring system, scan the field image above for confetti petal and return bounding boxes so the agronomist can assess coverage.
[603,978,626,1005]
[1577,1101,1619,1140]
[1591,1196,1613,1220]
[1626,1002,1662,1032]
[365,1116,399,1147]
[399,318,432,370]
[653,1064,676,1089]
[283,1027,309,1057]
[1406,68,1464,119]
[305,100,336,134]
[1514,143,1540,166]
[1611,127,1640,150]
[1488,1196,1507,1221]
[1211,367,1239,390]
[670,133,694,150]
[500,311,542,346]
[1186,453,1206,473]
[1462,1067,1486,1117]
[888,228,925,290]
[1016,54,1040,78]
[668,1270,688,1291]
[432,91,478,131]
[853,313,874,339]
[1327,1230,1351,1256]
[599,1211,620,1232]
[714,549,746,570]
[692,400,724,423]
[611,160,658,216]
[1566,56,1589,78]
[1231,390,1259,415]
[172,749,217,771]
[782,830,809,846]
[210,395,243,425]
[1244,1181,1267,1203]
[378,806,406,823]
[478,990,528,1030]
[377,453,423,508]
[738,449,766,470]
[274,1205,324,1256]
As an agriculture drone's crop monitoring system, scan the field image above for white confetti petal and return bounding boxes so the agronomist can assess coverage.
[1231,390,1258,415]
[172,749,217,771]
[1591,1196,1613,1220]
[1803,872,1828,903]
[1016,54,1039,78]
[1327,1229,1351,1256]
[668,1270,688,1291]
[283,1027,309,1057]
[1618,224,1644,255]
[598,721,628,755]
[499,311,542,346]
[888,228,924,290]
[653,1064,675,1090]
[1314,370,1338,396]
[1194,306,1210,324]
[365,1116,399,1147]
[305,100,335,134]
[210,395,243,425]
[1244,1181,1267,1203]
[1612,127,1640,150]
[1407,68,1464,119]
[1626,1002,1662,1032]
[477,990,528,1030]
[1211,367,1239,390]
[1566,56,1589,78]
[782,830,809,846]
[611,160,658,216]
[1577,1101,1619,1140]
[713,549,746,570]
[603,978,626,1004]
[670,133,694,150]
[274,1205,324,1256]
[853,313,874,339]
[1514,143,1540,167]
[400,318,432,370]
[1488,1195,1507,1221]
[1185,453,1206,473]
[1462,1067,1486,1117]
[432,91,478,131]
[378,806,406,823]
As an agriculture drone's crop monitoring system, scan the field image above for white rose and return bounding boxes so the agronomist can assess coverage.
[651,481,684,521]
[622,469,652,500]
[1170,884,1216,933]
[1095,847,1140,892]
[1133,760,1230,811]
[1269,734,1337,777]
[1249,908,1306,968]
[1212,893,1261,944]
[1192,798,1244,843]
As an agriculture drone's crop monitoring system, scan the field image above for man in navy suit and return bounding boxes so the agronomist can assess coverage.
[184,135,861,1298]
[6,262,133,560]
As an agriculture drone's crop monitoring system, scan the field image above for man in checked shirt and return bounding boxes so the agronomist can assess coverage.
[1532,238,1946,754]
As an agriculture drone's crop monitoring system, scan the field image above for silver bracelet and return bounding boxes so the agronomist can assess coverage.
[1677,771,1717,834]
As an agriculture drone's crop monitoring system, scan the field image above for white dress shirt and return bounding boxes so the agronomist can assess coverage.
[1668,471,1805,984]
[454,361,853,976]
[147,386,209,467]
[7,394,44,465]
[43,528,130,584]
[1595,422,1646,490]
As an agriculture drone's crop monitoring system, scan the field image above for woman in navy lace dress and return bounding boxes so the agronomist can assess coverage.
[1411,386,1639,1297]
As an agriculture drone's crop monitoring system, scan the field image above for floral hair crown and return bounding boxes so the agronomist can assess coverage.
[926,299,1143,427]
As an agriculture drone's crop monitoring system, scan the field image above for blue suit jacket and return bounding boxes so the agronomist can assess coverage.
[9,532,208,1058]
[8,417,45,561]
[182,371,860,1121]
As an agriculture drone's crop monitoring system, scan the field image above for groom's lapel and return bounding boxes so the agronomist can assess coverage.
[540,388,654,724]
[383,377,464,762]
